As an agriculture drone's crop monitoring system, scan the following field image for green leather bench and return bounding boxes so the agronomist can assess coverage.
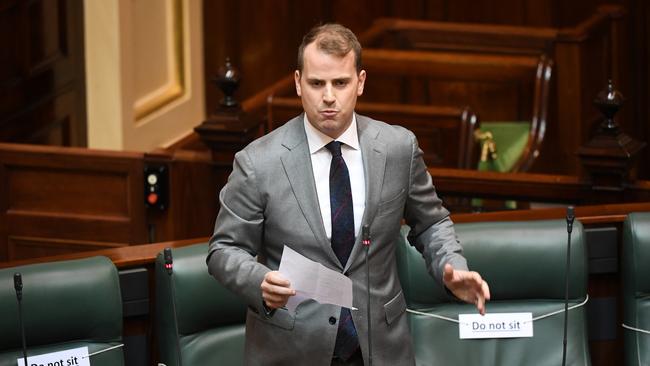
[622,212,650,366]
[155,243,247,366]
[397,220,591,366]
[0,256,124,366]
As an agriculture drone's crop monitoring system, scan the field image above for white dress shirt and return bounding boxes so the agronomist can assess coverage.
[304,114,366,239]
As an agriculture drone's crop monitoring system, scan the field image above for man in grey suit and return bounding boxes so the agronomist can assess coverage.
[207,23,490,365]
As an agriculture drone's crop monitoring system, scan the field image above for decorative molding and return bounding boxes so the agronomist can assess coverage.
[133,0,185,120]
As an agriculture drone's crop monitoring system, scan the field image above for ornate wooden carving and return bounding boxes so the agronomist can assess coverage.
[194,59,263,163]
[578,80,646,191]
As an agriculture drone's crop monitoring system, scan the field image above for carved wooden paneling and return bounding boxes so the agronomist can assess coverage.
[0,143,147,261]
[0,0,86,147]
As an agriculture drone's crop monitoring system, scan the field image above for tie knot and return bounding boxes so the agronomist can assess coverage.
[326,141,343,157]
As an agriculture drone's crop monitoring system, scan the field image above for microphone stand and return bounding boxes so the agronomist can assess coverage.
[362,225,372,366]
[164,248,183,366]
[561,206,575,366]
[14,273,27,366]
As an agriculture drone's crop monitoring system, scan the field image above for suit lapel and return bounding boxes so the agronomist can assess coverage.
[280,116,341,266]
[345,114,386,272]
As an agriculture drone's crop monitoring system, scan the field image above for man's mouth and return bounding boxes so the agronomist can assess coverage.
[320,110,338,118]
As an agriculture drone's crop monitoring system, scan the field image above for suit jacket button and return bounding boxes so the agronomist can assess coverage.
[329,316,337,325]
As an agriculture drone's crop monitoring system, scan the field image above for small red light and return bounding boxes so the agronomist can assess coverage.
[147,193,158,205]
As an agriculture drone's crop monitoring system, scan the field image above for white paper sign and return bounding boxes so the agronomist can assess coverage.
[458,312,533,339]
[16,346,90,366]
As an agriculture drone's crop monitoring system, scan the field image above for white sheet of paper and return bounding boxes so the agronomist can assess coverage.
[279,245,355,313]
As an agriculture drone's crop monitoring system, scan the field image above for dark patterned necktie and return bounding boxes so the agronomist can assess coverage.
[325,141,359,361]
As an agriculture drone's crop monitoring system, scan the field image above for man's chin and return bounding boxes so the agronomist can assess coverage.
[317,121,345,138]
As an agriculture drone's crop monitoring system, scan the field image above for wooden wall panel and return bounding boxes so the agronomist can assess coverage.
[0,143,147,261]
[0,0,86,147]
[7,168,130,217]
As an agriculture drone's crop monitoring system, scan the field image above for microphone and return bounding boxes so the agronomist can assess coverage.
[163,248,183,366]
[14,273,27,366]
[164,247,173,275]
[362,225,372,366]
[566,206,575,234]
[561,206,575,366]
[14,273,22,300]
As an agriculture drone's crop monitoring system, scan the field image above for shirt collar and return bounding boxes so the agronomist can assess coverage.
[304,113,360,154]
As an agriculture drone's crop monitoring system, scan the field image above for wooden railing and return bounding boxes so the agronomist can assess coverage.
[430,167,650,205]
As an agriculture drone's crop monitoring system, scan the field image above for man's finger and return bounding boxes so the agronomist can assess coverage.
[263,291,291,304]
[476,294,486,315]
[443,263,454,284]
[482,280,491,301]
[265,284,296,296]
[261,282,296,296]
[265,271,291,287]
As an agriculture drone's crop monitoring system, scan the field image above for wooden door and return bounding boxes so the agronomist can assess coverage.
[0,0,87,146]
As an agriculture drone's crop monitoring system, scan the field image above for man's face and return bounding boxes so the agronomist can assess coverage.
[295,43,366,139]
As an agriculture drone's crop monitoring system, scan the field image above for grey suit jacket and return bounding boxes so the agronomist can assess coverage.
[207,114,468,365]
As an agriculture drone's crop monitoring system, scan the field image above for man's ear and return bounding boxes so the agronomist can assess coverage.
[357,70,366,96]
[294,70,302,96]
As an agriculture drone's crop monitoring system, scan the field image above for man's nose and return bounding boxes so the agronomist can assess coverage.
[322,85,335,104]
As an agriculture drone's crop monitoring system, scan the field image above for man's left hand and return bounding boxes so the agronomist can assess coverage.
[443,263,491,315]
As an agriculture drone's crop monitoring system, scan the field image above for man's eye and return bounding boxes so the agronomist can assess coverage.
[335,80,348,87]
[310,81,323,87]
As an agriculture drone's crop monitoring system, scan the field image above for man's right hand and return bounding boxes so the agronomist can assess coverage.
[260,271,296,309]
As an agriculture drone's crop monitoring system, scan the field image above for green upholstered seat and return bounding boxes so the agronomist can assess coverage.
[622,212,650,366]
[0,256,124,366]
[397,220,591,366]
[155,243,247,366]
[477,121,531,174]
[473,122,531,210]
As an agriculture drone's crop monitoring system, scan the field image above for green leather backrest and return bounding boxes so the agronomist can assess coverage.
[622,212,650,366]
[397,220,591,366]
[156,243,247,366]
[0,256,124,366]
[398,219,588,308]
